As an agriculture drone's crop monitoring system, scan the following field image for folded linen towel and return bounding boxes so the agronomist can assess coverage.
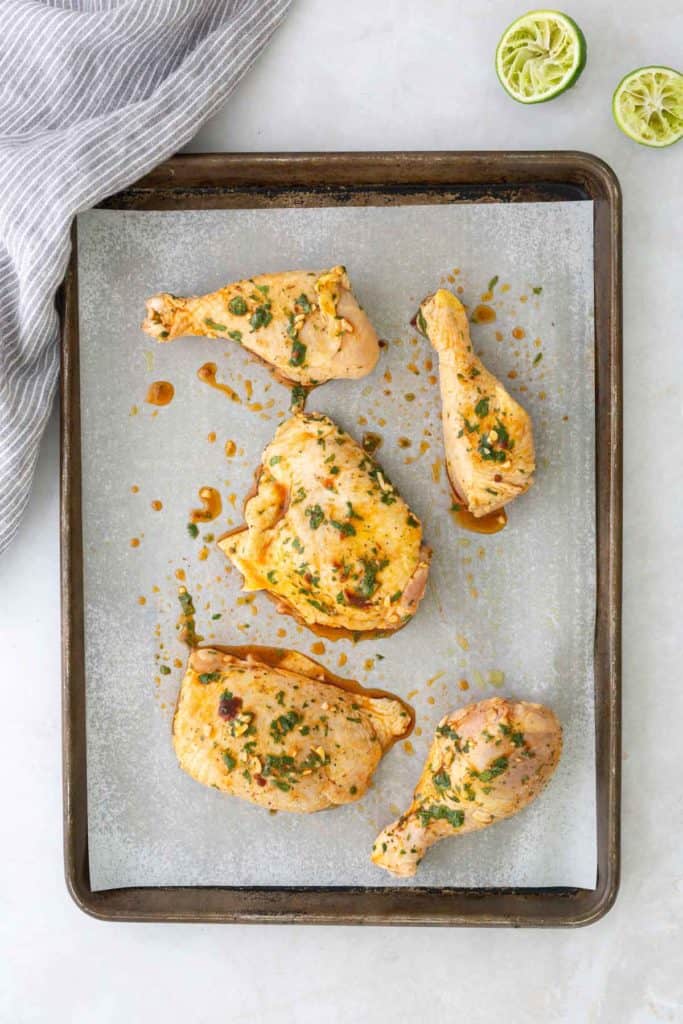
[0,0,291,555]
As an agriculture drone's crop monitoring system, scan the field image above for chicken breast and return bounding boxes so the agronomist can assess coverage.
[218,412,431,636]
[173,645,413,812]
[418,290,535,517]
[371,696,562,877]
[142,266,380,387]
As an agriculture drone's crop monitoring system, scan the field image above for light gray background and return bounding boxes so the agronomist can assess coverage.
[78,202,595,890]
[2,1,681,1021]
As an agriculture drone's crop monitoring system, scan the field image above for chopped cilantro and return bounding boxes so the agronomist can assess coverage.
[474,397,490,418]
[432,771,451,789]
[330,520,356,537]
[289,338,307,367]
[204,317,227,332]
[222,751,237,771]
[488,275,499,292]
[228,296,248,315]
[250,303,272,331]
[418,805,464,828]
[305,504,325,530]
[187,522,199,539]
[296,293,312,313]
[159,665,171,675]
[198,672,221,684]
[474,756,508,782]
[270,711,302,742]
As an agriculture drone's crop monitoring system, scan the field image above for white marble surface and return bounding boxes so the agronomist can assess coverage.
[1,1,682,1021]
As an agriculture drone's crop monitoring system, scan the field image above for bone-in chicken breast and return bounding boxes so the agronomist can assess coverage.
[218,412,431,636]
[142,266,380,387]
[372,696,562,877]
[418,290,535,517]
[173,645,413,812]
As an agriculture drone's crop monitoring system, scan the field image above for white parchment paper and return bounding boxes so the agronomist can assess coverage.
[78,202,596,890]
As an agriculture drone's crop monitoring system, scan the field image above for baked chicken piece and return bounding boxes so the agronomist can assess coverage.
[142,266,380,387]
[372,696,562,877]
[417,290,535,518]
[173,645,413,812]
[218,412,431,636]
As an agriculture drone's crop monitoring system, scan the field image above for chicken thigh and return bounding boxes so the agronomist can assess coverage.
[173,645,413,812]
[142,266,380,387]
[418,290,535,518]
[218,411,431,636]
[372,696,562,877]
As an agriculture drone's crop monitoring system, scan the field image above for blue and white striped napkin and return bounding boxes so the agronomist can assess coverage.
[0,0,291,555]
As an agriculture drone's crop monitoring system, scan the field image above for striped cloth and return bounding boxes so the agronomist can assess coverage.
[0,0,291,556]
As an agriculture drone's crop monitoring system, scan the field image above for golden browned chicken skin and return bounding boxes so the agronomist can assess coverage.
[218,412,431,636]
[372,697,562,877]
[142,266,380,386]
[173,646,413,812]
[418,290,535,517]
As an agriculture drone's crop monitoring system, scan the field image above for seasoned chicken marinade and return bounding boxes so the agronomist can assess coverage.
[173,645,414,812]
[418,290,535,518]
[371,697,562,876]
[142,266,380,386]
[218,412,432,636]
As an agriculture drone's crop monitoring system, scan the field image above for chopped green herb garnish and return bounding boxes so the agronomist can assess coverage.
[416,309,428,336]
[255,283,270,296]
[533,352,543,365]
[204,317,227,332]
[464,418,478,434]
[473,755,509,782]
[250,303,272,331]
[418,805,464,828]
[474,397,490,418]
[159,665,171,675]
[187,522,199,539]
[330,520,356,537]
[305,504,325,530]
[433,771,451,789]
[296,293,312,313]
[228,296,248,316]
[357,558,388,599]
[198,672,221,684]
[266,570,278,584]
[289,338,307,367]
[532,286,543,295]
[290,384,306,410]
[406,514,419,528]
[488,275,499,292]
[269,455,281,465]
[437,724,461,742]
[227,330,242,343]
[222,751,237,771]
[270,711,302,741]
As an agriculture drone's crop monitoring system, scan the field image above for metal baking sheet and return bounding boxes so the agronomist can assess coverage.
[61,152,621,925]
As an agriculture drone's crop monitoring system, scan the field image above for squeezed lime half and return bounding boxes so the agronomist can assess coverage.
[612,66,683,147]
[496,10,586,103]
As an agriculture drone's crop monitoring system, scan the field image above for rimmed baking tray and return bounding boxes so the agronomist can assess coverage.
[61,151,621,925]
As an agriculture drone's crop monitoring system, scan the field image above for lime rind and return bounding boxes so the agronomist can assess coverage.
[612,66,683,147]
[496,10,587,104]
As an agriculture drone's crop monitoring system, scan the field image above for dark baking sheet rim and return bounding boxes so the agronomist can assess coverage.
[61,151,622,926]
